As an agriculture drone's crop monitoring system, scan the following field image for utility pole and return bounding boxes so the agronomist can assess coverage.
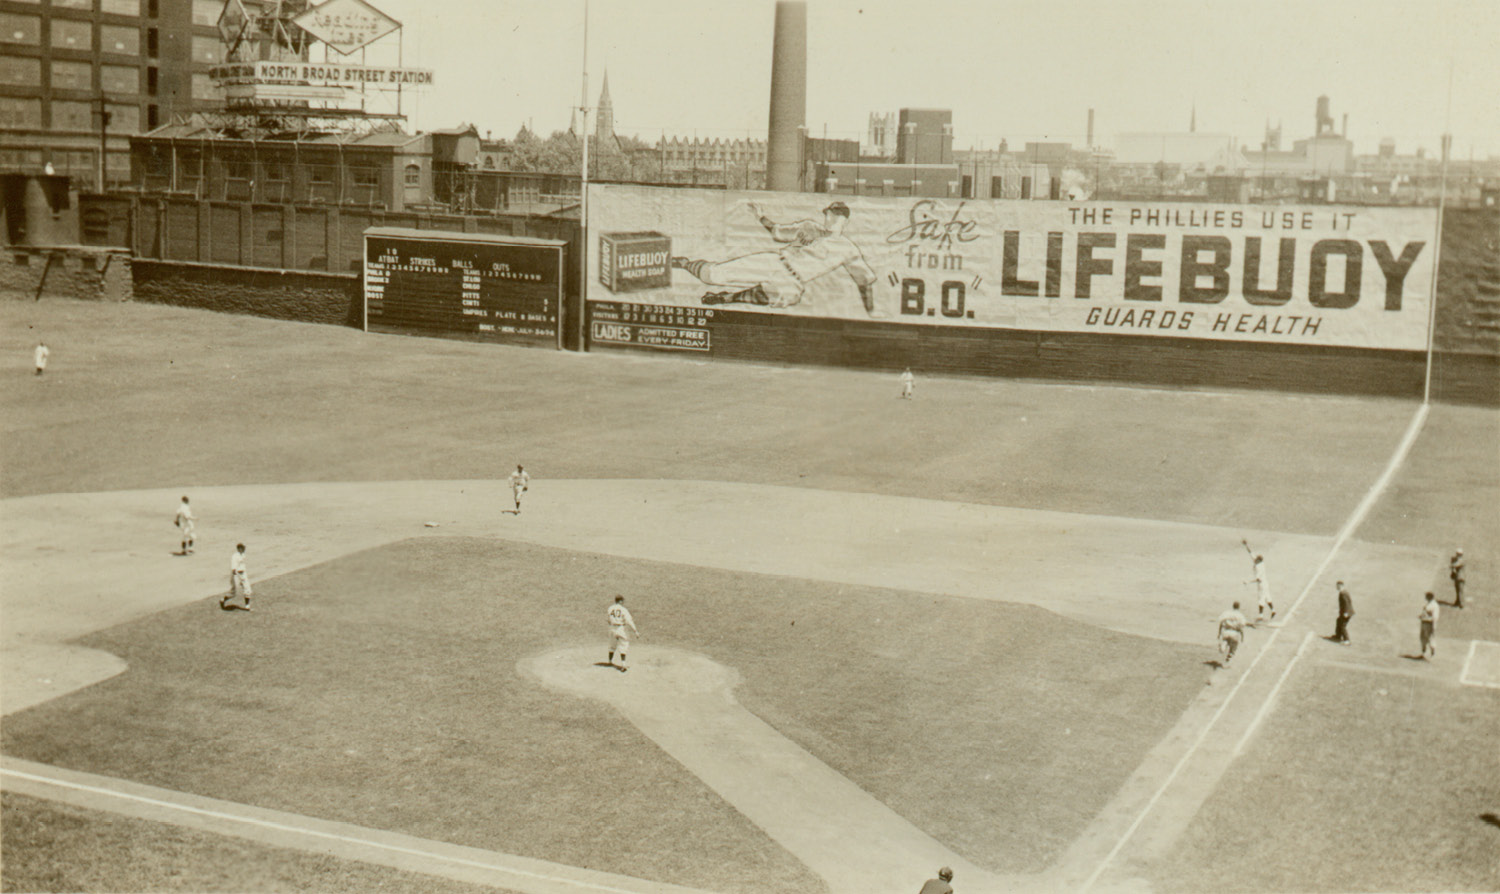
[576,0,590,352]
[95,94,112,191]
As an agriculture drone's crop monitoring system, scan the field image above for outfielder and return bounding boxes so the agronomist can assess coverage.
[174,495,196,555]
[33,342,49,376]
[1217,601,1248,666]
[606,595,638,672]
[900,368,914,400]
[1246,553,1275,623]
[508,464,530,514]
[670,201,885,318]
[222,543,252,611]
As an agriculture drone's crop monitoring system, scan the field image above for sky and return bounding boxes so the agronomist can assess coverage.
[346,0,1500,159]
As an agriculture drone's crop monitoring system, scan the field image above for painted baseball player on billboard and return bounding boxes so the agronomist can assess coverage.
[670,201,885,318]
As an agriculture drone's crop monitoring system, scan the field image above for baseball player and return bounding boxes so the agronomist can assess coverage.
[900,368,914,399]
[918,866,954,894]
[222,543,252,611]
[1246,554,1275,623]
[670,201,885,318]
[174,495,196,555]
[606,595,638,672]
[1217,601,1249,666]
[508,464,530,514]
[1418,591,1439,659]
[33,342,49,376]
[1449,548,1465,608]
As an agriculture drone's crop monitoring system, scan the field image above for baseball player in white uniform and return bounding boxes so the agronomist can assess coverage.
[508,465,530,514]
[34,342,49,376]
[606,595,639,672]
[222,543,252,611]
[1246,555,1275,623]
[174,496,196,555]
[900,368,914,399]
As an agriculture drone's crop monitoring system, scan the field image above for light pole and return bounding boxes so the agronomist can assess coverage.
[576,0,590,352]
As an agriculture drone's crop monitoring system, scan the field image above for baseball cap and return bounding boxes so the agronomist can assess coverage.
[823,201,851,217]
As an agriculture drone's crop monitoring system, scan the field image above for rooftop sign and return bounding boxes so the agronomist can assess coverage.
[293,0,400,56]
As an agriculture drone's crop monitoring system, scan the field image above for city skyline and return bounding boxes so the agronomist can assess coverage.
[359,0,1500,159]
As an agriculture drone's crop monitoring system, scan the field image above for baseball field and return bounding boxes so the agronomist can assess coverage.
[1,297,1496,894]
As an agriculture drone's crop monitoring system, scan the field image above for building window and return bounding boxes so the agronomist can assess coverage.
[106,103,138,132]
[101,25,140,55]
[50,100,93,131]
[102,0,141,14]
[191,35,221,64]
[351,165,379,187]
[404,164,420,186]
[1,13,42,45]
[148,0,159,18]
[0,97,43,128]
[50,60,92,91]
[146,27,157,57]
[50,19,93,51]
[264,161,289,182]
[146,66,158,95]
[308,161,333,184]
[224,151,252,181]
[191,0,221,26]
[52,0,91,9]
[190,72,221,101]
[0,56,41,88]
[102,64,138,95]
[146,104,158,129]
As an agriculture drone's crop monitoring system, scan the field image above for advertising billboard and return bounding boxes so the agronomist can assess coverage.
[585,184,1438,351]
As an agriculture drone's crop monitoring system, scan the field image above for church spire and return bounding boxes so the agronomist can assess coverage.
[596,69,614,141]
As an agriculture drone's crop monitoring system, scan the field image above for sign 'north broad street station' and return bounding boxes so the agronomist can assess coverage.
[210,61,434,88]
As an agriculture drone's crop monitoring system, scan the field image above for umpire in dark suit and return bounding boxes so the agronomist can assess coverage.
[1333,581,1354,644]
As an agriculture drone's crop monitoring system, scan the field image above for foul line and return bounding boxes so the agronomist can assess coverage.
[0,764,687,894]
[1460,640,1500,689]
[1077,401,1431,894]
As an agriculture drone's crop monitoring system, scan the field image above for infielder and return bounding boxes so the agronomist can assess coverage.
[671,201,885,318]
[900,368,914,399]
[1418,591,1439,659]
[508,464,530,514]
[1217,601,1248,666]
[222,543,252,611]
[918,866,954,894]
[1246,554,1275,623]
[1449,548,1465,608]
[174,495,196,555]
[606,595,638,672]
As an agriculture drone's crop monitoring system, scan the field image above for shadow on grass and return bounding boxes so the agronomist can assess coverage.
[1399,653,1430,662]
[1481,812,1500,829]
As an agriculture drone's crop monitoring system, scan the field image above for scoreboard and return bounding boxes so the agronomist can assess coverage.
[363,227,567,347]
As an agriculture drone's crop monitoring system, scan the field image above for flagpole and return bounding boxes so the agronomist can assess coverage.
[1422,65,1454,405]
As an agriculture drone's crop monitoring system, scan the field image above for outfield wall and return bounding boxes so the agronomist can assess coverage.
[77,191,1499,404]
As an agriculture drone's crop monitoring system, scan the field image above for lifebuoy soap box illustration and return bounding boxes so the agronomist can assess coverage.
[598,231,672,292]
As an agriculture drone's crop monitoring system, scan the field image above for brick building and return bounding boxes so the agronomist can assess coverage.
[0,0,236,186]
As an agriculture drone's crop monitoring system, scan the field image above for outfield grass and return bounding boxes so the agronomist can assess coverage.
[1146,664,1500,893]
[2,300,1414,540]
[0,792,519,894]
[1,537,1204,884]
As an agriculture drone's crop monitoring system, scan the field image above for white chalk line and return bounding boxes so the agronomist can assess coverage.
[0,765,684,894]
[1459,640,1500,689]
[1076,401,1431,894]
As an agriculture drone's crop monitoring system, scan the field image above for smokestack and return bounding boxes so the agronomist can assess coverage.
[1341,113,1348,138]
[765,1,807,192]
[1087,108,1094,148]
